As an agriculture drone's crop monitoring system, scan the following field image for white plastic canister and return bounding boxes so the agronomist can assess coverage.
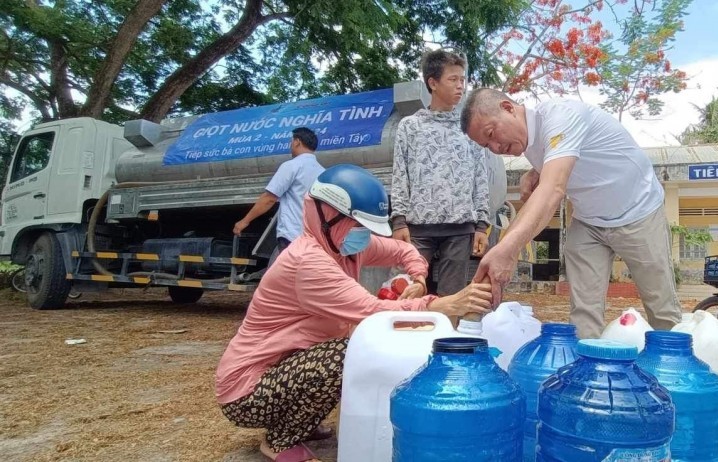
[481,301,541,370]
[337,311,457,462]
[600,307,653,352]
[672,309,718,372]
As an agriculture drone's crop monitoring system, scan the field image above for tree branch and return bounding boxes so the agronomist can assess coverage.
[109,103,141,120]
[81,0,167,118]
[140,0,288,122]
[0,74,52,120]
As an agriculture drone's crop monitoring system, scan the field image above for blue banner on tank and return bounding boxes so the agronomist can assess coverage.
[163,88,394,165]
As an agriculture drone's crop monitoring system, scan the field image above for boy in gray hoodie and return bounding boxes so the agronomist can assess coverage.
[391,49,491,295]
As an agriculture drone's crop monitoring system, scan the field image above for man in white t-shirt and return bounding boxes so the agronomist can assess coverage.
[233,127,325,257]
[460,88,682,338]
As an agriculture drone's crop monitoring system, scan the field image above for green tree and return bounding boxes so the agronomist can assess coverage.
[0,0,691,126]
[596,0,691,121]
[0,121,19,189]
[0,0,524,123]
[680,96,718,144]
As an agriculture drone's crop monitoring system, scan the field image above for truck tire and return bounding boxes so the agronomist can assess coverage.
[168,286,203,304]
[694,295,718,314]
[26,232,71,309]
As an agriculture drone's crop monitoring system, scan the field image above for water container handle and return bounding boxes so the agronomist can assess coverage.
[499,301,524,318]
[386,310,454,331]
[354,310,455,336]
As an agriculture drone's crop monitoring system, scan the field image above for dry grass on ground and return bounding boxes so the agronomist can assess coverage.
[0,288,700,461]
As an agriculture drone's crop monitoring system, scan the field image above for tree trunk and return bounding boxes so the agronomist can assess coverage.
[139,0,285,122]
[81,0,167,119]
[49,40,77,119]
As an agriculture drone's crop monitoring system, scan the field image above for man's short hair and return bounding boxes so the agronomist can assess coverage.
[292,127,318,151]
[460,88,517,133]
[421,49,466,93]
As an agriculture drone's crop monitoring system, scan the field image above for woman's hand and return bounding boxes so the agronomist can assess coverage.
[398,275,427,300]
[428,282,492,317]
[398,283,425,300]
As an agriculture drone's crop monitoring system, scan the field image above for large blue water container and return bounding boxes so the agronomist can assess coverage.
[508,323,579,461]
[636,331,718,461]
[390,337,525,461]
[537,339,675,461]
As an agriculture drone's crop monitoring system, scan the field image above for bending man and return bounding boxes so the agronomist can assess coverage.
[461,88,681,339]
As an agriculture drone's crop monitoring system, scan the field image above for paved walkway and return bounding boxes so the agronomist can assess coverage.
[677,283,716,302]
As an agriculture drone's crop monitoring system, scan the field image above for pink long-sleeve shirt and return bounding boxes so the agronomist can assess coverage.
[215,197,436,404]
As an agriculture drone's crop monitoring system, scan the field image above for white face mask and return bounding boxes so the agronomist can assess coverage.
[340,227,372,256]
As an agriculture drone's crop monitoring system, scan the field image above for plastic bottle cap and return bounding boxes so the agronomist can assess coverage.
[577,339,638,360]
[457,319,483,335]
[433,337,487,353]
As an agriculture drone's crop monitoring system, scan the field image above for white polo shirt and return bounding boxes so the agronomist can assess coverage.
[266,153,325,241]
[523,99,663,227]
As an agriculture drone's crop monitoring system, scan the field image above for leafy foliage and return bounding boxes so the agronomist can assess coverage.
[596,0,690,120]
[680,97,718,144]
[0,0,691,127]
[0,119,19,187]
[480,0,690,121]
[670,224,713,247]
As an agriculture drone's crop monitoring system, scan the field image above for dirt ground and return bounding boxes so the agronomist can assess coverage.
[0,287,701,462]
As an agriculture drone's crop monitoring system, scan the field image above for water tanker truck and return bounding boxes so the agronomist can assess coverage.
[0,81,507,309]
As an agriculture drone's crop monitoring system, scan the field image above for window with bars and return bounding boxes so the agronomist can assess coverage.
[679,227,709,260]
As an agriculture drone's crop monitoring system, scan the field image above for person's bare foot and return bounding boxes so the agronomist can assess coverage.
[259,440,321,462]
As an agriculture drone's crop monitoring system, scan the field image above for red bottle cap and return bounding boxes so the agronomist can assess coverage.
[377,287,399,300]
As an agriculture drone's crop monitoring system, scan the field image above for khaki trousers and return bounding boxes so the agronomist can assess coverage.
[565,205,682,339]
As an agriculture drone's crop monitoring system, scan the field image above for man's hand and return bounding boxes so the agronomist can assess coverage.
[392,227,411,243]
[472,245,518,309]
[473,231,489,257]
[519,169,540,203]
[233,219,250,236]
[428,282,492,317]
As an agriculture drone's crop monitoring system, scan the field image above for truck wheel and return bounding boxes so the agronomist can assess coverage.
[26,232,71,309]
[694,295,718,314]
[168,286,203,304]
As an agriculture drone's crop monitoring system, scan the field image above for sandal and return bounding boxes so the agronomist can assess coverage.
[265,442,317,462]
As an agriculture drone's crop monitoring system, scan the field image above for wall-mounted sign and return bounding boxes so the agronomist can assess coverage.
[689,164,718,180]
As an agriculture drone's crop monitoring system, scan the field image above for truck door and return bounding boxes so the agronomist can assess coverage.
[2,128,56,231]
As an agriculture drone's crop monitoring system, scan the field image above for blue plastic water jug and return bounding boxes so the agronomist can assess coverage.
[390,337,525,461]
[636,330,718,462]
[537,339,675,461]
[508,323,578,461]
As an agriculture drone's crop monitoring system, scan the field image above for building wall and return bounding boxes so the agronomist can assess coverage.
[506,181,718,284]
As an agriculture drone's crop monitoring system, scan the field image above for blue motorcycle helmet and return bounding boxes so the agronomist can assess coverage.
[309,164,392,237]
